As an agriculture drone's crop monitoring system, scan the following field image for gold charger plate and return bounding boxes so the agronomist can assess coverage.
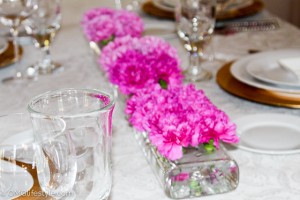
[142,0,264,21]
[0,41,23,69]
[2,158,52,200]
[216,62,300,109]
[142,0,174,20]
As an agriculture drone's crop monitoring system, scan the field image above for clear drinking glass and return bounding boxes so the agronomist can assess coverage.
[24,0,62,75]
[175,0,216,82]
[0,0,37,83]
[28,88,115,200]
[30,114,77,199]
[0,113,70,199]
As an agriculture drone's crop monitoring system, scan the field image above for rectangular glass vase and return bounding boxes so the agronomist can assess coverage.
[134,131,239,199]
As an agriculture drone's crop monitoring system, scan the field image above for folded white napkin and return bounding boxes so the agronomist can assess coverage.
[278,57,300,79]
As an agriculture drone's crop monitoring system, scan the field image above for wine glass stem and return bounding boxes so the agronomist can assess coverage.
[187,41,204,74]
[114,0,122,9]
[40,46,52,68]
[10,26,21,78]
[190,52,200,68]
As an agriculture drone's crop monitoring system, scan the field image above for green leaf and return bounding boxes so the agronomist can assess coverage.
[158,79,168,89]
[182,147,187,154]
[189,180,199,188]
[100,35,115,46]
[203,139,215,153]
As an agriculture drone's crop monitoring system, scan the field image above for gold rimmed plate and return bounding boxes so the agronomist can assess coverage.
[0,41,23,69]
[0,38,8,54]
[216,62,300,109]
[142,0,264,20]
[142,0,174,20]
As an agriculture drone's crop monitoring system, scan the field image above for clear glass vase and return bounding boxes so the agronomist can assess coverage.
[134,131,239,199]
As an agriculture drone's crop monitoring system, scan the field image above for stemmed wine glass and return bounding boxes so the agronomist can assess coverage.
[24,0,62,76]
[0,0,37,83]
[175,0,216,82]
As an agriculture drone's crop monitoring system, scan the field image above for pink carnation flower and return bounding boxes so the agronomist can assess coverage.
[81,8,144,43]
[99,36,139,72]
[82,15,115,42]
[114,10,144,38]
[82,8,114,23]
[100,36,182,95]
[126,84,239,160]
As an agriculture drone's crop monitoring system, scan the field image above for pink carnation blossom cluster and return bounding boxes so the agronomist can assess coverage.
[99,36,183,95]
[81,9,238,161]
[126,84,239,160]
[81,8,144,42]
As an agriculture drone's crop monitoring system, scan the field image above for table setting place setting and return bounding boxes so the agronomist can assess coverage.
[1,0,300,199]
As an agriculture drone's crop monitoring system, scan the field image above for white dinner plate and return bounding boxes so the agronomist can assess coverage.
[1,129,34,145]
[1,130,35,164]
[246,58,300,88]
[230,49,300,94]
[0,160,34,199]
[234,113,300,155]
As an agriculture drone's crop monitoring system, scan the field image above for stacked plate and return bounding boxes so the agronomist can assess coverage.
[230,49,300,97]
[152,0,254,13]
[152,0,176,12]
[220,50,300,155]
[145,0,264,20]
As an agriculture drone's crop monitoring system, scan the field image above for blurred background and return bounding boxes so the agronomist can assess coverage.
[262,0,300,28]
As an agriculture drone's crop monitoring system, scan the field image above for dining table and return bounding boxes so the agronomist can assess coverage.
[1,0,300,199]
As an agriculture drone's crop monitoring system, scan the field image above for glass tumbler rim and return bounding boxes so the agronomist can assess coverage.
[27,88,116,118]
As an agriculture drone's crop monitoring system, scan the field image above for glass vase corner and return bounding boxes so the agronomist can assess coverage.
[134,130,239,199]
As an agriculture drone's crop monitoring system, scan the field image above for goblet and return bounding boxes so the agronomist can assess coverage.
[0,0,37,83]
[175,0,216,82]
[24,0,62,75]
[28,87,115,200]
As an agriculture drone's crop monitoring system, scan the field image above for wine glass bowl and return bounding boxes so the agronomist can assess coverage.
[0,0,37,83]
[24,0,62,75]
[0,0,36,27]
[175,0,216,82]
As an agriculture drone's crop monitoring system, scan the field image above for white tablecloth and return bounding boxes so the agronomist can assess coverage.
[1,0,300,199]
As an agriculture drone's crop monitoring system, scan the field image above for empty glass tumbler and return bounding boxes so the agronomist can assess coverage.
[28,88,115,200]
